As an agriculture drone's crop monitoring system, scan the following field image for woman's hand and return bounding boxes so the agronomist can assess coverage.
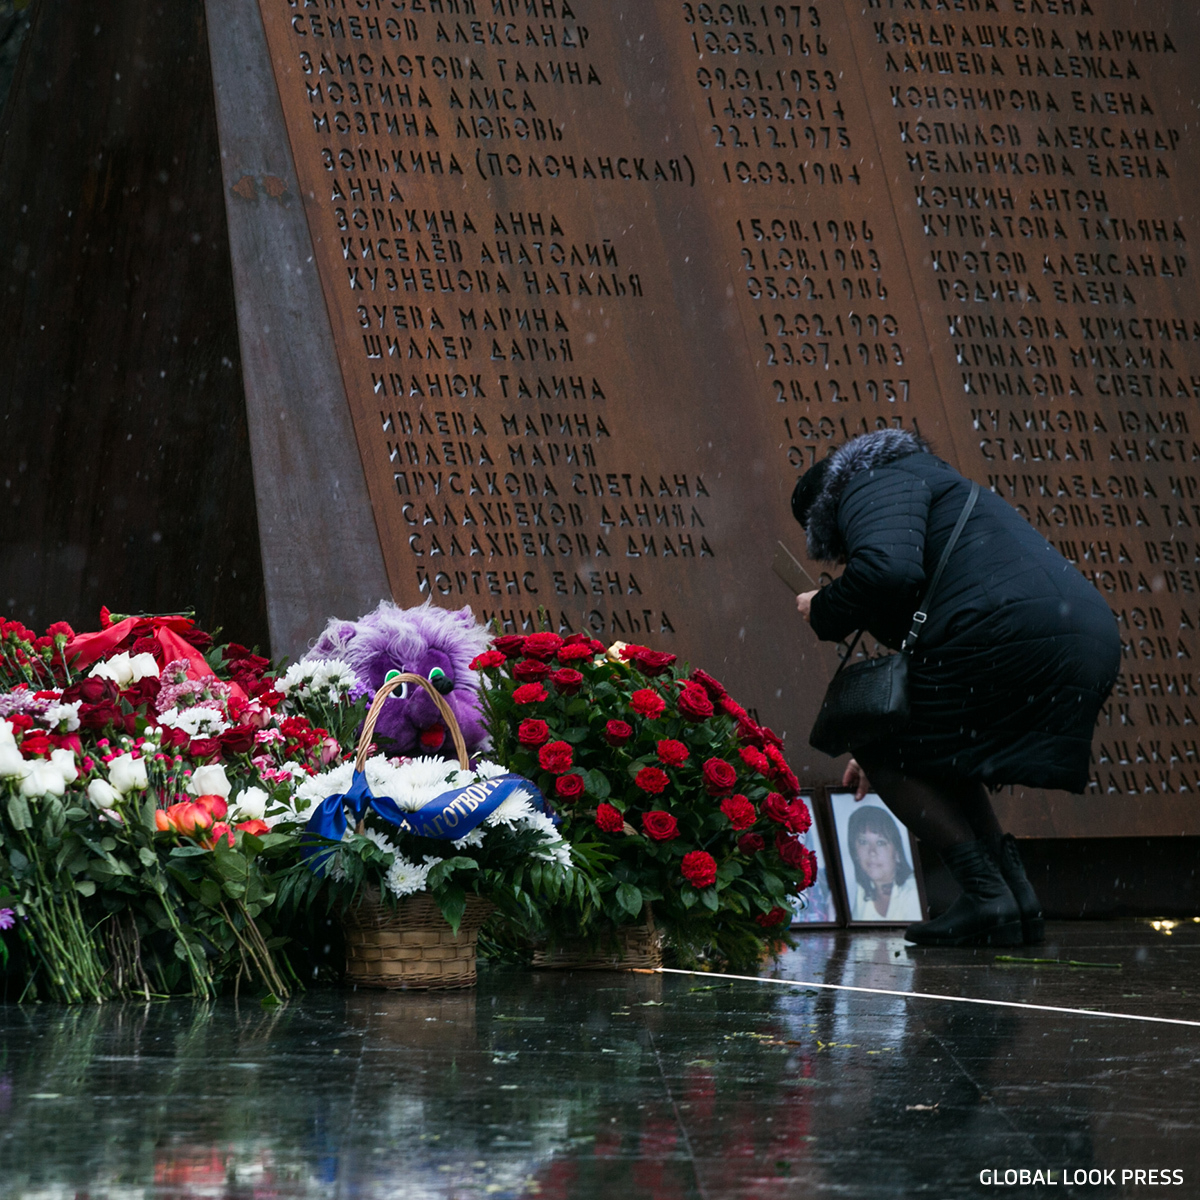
[796,590,818,622]
[843,757,871,801]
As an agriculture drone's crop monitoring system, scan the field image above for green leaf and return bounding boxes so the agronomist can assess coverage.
[6,794,30,833]
[426,856,478,891]
[74,879,96,897]
[169,845,210,859]
[438,885,467,935]
[199,879,222,907]
[700,887,720,911]
[583,769,611,800]
[138,847,158,868]
[681,887,698,909]
[615,882,643,918]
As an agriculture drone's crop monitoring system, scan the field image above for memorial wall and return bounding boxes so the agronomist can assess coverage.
[212,0,1200,838]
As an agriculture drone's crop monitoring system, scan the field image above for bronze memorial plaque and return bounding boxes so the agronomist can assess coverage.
[251,0,1200,837]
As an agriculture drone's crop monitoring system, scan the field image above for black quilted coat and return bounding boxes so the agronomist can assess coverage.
[805,430,1120,792]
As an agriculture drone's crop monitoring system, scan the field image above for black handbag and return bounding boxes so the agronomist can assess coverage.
[809,482,980,758]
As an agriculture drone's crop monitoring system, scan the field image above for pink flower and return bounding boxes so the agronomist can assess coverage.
[0,909,14,931]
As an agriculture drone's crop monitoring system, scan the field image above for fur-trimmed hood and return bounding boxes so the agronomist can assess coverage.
[805,429,931,561]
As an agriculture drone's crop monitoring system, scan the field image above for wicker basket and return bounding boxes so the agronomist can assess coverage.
[344,889,494,990]
[532,908,663,971]
[340,672,488,991]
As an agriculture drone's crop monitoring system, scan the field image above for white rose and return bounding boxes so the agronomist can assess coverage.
[232,785,269,821]
[0,744,26,777]
[21,760,66,798]
[129,652,160,682]
[87,779,121,809]
[108,752,149,794]
[49,748,78,786]
[188,763,231,798]
[0,719,16,748]
[90,652,135,688]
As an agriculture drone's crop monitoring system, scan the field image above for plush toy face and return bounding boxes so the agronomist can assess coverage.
[306,601,491,760]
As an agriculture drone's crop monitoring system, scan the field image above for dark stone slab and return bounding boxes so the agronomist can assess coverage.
[0,0,268,649]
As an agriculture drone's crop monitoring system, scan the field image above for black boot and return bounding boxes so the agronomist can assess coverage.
[987,832,1045,945]
[905,840,1022,948]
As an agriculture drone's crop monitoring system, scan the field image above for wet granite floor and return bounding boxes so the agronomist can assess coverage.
[1,921,1198,1199]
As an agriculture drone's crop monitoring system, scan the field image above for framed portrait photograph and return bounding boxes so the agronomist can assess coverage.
[789,791,841,928]
[828,791,927,927]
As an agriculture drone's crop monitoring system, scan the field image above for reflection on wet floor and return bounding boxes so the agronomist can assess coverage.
[0,921,1197,1198]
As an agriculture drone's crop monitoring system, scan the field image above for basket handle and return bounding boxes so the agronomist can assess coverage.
[354,673,470,774]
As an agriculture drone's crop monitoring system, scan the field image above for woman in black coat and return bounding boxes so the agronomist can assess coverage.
[791,429,1120,946]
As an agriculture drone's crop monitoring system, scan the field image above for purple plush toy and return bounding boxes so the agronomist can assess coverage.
[305,600,491,758]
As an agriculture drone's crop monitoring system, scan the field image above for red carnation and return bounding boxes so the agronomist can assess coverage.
[681,850,718,890]
[513,683,548,705]
[677,682,714,721]
[739,745,770,775]
[630,689,666,720]
[788,798,813,835]
[46,620,75,641]
[720,794,756,831]
[689,668,728,700]
[595,802,624,833]
[19,733,52,757]
[470,650,506,670]
[518,719,550,747]
[538,740,574,774]
[522,632,564,661]
[755,906,790,929]
[635,766,670,795]
[557,643,594,663]
[701,757,737,795]
[8,714,34,734]
[549,668,583,695]
[641,810,679,841]
[656,739,689,768]
[493,635,526,655]
[604,719,633,747]
[621,645,677,677]
[738,832,765,856]
[555,772,585,799]
[513,659,551,682]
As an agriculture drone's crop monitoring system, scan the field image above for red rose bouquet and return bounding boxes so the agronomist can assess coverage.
[476,635,817,968]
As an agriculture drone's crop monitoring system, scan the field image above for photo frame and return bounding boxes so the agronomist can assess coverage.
[828,791,927,927]
[789,790,842,928]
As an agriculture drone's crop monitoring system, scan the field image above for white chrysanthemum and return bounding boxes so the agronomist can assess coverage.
[277,661,316,697]
[157,704,229,738]
[309,659,360,698]
[486,789,537,827]
[363,754,476,811]
[520,810,573,868]
[42,701,82,732]
[292,761,355,815]
[385,852,442,898]
[452,828,486,850]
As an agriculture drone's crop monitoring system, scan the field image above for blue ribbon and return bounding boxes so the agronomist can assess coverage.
[302,770,550,872]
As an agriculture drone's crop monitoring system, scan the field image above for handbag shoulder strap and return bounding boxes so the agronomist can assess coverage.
[902,480,980,651]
